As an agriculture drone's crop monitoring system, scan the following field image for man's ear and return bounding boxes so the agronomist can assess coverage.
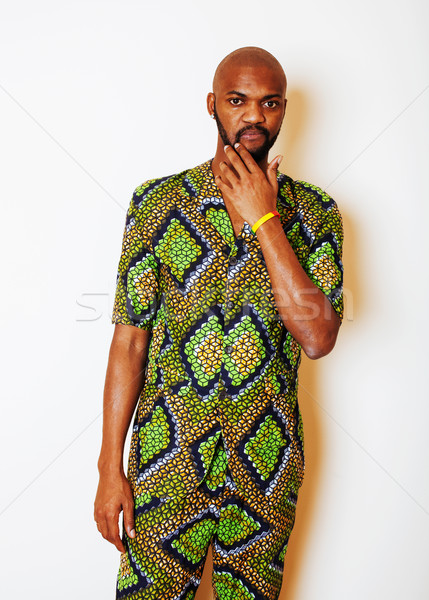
[207,92,215,117]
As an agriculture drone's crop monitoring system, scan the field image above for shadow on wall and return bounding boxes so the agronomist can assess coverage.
[194,86,359,600]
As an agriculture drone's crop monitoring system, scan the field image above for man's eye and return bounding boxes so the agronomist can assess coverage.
[264,100,279,108]
[229,98,243,105]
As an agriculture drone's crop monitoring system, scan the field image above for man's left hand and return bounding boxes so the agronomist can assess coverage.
[214,143,282,228]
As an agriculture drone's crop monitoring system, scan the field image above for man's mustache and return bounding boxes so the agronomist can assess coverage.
[235,125,270,142]
[236,125,270,139]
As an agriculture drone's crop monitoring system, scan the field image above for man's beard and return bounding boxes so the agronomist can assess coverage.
[213,104,281,162]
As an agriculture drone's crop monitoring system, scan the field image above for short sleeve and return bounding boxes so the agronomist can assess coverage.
[111,188,160,330]
[305,199,344,321]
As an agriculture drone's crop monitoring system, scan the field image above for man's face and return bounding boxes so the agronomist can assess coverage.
[209,64,286,162]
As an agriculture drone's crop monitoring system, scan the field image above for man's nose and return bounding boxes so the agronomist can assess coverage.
[243,102,265,124]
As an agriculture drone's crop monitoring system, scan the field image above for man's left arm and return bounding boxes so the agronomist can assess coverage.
[215,143,343,360]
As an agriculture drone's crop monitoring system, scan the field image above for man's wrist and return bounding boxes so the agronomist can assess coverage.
[251,210,280,235]
[254,210,284,240]
[97,453,125,475]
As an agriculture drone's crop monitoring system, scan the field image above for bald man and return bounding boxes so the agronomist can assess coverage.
[95,46,344,600]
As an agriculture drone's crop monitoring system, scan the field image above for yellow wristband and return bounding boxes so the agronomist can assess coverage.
[251,210,280,234]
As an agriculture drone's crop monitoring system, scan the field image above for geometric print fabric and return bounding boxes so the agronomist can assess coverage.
[111,158,344,509]
[111,158,344,597]
[116,442,300,600]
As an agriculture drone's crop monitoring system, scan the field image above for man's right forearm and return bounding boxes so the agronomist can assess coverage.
[97,324,151,475]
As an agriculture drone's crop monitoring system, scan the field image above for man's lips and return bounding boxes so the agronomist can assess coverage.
[239,130,266,140]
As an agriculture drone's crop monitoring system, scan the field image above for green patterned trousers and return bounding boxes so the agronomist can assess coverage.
[116,438,300,600]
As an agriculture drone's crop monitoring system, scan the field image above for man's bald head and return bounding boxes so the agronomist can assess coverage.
[212,46,287,96]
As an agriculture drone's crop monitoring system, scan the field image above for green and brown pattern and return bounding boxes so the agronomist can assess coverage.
[112,159,344,599]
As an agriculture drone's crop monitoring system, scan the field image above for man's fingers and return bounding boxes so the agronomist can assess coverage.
[96,515,124,552]
[269,155,282,170]
[224,144,250,175]
[105,510,126,553]
[123,498,136,539]
[96,516,108,539]
[219,161,237,187]
[94,476,136,552]
[232,143,258,172]
[214,174,227,191]
[268,155,282,187]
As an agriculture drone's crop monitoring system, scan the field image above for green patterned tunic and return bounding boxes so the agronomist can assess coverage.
[111,158,343,598]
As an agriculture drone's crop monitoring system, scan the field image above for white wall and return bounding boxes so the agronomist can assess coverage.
[1,1,428,598]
